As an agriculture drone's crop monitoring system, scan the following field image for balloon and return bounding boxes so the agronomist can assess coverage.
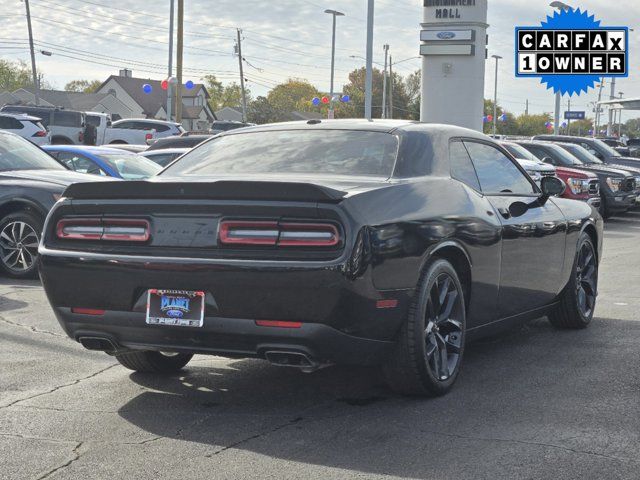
[142,84,152,94]
[161,80,168,90]
[486,114,493,122]
[185,80,194,89]
[321,96,329,104]
[312,97,320,106]
[341,95,350,103]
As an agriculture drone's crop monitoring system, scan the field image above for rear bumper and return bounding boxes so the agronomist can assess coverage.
[39,249,412,365]
[53,308,394,366]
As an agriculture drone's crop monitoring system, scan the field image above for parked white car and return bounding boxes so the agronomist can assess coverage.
[86,112,157,146]
[1,105,84,144]
[0,113,50,146]
[110,118,185,141]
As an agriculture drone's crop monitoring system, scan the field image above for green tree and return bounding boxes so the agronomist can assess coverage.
[516,113,553,136]
[218,82,252,109]
[0,59,33,91]
[246,96,286,124]
[405,70,421,120]
[267,79,319,114]
[64,79,102,93]
[201,74,224,111]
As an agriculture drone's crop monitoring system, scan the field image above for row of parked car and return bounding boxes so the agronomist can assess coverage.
[498,135,640,219]
[0,104,252,146]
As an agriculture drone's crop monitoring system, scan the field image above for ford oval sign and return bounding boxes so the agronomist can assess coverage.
[437,31,456,40]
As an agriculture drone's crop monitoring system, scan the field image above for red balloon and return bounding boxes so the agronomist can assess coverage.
[161,80,168,90]
[321,96,329,104]
[486,114,493,122]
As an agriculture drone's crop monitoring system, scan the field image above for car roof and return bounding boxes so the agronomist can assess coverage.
[142,148,190,155]
[534,134,595,142]
[42,145,138,155]
[112,118,181,127]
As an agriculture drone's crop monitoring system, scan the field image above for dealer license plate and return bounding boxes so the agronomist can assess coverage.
[146,289,205,327]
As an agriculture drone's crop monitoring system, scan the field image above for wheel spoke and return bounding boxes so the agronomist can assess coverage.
[437,276,451,309]
[2,250,18,267]
[425,334,437,358]
[441,318,462,332]
[445,336,461,355]
[435,334,449,380]
[438,289,458,324]
[0,230,14,245]
[577,286,587,312]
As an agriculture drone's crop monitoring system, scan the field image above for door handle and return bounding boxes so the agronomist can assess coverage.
[497,207,511,219]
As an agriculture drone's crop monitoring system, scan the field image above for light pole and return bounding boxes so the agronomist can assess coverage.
[325,9,344,120]
[550,1,571,135]
[364,0,374,121]
[491,55,502,136]
[167,0,174,122]
[382,44,389,119]
[618,91,624,137]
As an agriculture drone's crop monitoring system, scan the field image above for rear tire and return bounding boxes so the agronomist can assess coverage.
[115,351,193,373]
[548,233,598,329]
[383,259,466,397]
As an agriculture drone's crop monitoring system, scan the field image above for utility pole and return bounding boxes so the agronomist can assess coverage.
[618,91,624,137]
[525,99,529,116]
[554,91,561,135]
[566,97,571,135]
[381,44,389,119]
[607,77,616,136]
[175,0,184,124]
[167,0,174,121]
[388,55,393,119]
[24,0,39,106]
[595,80,605,136]
[364,0,374,121]
[325,9,345,120]
[236,29,247,122]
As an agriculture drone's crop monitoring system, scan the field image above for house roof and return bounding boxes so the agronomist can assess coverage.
[14,88,117,111]
[97,75,210,118]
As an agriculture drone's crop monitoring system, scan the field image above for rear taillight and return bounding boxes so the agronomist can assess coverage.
[32,130,47,137]
[145,133,153,141]
[219,220,339,247]
[56,218,150,242]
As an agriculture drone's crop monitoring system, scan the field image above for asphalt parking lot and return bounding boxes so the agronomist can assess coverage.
[1,211,639,480]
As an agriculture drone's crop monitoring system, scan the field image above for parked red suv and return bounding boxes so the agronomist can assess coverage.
[555,166,600,208]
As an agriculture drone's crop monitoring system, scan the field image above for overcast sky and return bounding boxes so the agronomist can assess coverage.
[2,0,638,117]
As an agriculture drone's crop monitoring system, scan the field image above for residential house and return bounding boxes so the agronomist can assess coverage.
[95,70,216,131]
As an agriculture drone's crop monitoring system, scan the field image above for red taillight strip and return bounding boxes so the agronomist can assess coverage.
[255,320,303,328]
[56,218,150,242]
[219,220,340,247]
[71,308,105,315]
[219,221,279,245]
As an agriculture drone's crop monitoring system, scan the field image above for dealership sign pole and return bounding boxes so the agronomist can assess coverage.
[420,0,489,131]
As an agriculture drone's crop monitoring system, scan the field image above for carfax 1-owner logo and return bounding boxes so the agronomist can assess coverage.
[515,8,629,95]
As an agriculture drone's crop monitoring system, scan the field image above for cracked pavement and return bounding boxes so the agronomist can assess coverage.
[1,211,639,479]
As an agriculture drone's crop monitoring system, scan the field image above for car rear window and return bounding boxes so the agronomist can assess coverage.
[163,130,399,178]
[0,134,66,171]
[98,153,162,179]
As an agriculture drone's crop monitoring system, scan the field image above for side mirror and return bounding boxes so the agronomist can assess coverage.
[540,175,565,199]
[542,157,555,165]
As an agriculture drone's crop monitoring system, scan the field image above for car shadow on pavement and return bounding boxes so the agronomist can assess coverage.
[116,316,640,478]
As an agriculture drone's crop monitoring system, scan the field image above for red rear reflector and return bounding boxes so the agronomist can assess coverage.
[255,320,303,328]
[145,133,153,141]
[33,130,47,137]
[376,299,398,309]
[56,218,150,242]
[219,220,339,247]
[71,308,105,315]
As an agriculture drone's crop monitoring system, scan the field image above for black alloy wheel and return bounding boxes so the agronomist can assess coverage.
[425,273,464,381]
[0,211,43,279]
[549,232,598,329]
[384,258,466,396]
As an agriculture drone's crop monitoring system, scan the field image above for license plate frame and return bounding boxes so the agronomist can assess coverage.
[146,289,205,328]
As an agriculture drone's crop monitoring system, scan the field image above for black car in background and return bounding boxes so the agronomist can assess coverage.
[533,135,640,169]
[0,131,108,278]
[39,120,602,397]
[146,134,212,151]
[517,140,636,218]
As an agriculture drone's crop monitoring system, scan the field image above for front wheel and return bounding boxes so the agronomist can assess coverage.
[383,259,466,397]
[548,233,598,329]
[115,351,193,373]
[0,211,43,279]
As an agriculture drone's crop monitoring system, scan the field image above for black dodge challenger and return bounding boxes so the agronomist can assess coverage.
[39,120,603,396]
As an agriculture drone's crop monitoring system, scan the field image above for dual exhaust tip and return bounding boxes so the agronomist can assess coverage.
[78,337,322,372]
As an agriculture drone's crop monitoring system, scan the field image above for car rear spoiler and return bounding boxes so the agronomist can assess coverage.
[63,180,348,203]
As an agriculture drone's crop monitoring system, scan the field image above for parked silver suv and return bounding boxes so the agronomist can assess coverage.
[0,105,85,145]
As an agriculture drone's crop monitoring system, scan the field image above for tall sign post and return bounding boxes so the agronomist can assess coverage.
[420,0,489,131]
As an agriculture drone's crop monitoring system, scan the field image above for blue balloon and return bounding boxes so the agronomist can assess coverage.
[312,97,320,106]
[341,95,350,103]
[185,80,194,90]
[142,84,152,94]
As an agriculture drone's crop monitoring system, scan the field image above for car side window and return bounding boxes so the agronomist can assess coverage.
[56,152,101,175]
[524,145,556,165]
[463,141,536,195]
[0,117,23,129]
[53,111,81,127]
[449,140,480,191]
[116,121,133,129]
[579,142,601,157]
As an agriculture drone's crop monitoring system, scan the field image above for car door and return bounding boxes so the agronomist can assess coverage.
[463,140,567,318]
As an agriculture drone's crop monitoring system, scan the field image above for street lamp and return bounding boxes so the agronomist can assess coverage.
[550,2,572,134]
[325,8,345,119]
[491,55,502,137]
